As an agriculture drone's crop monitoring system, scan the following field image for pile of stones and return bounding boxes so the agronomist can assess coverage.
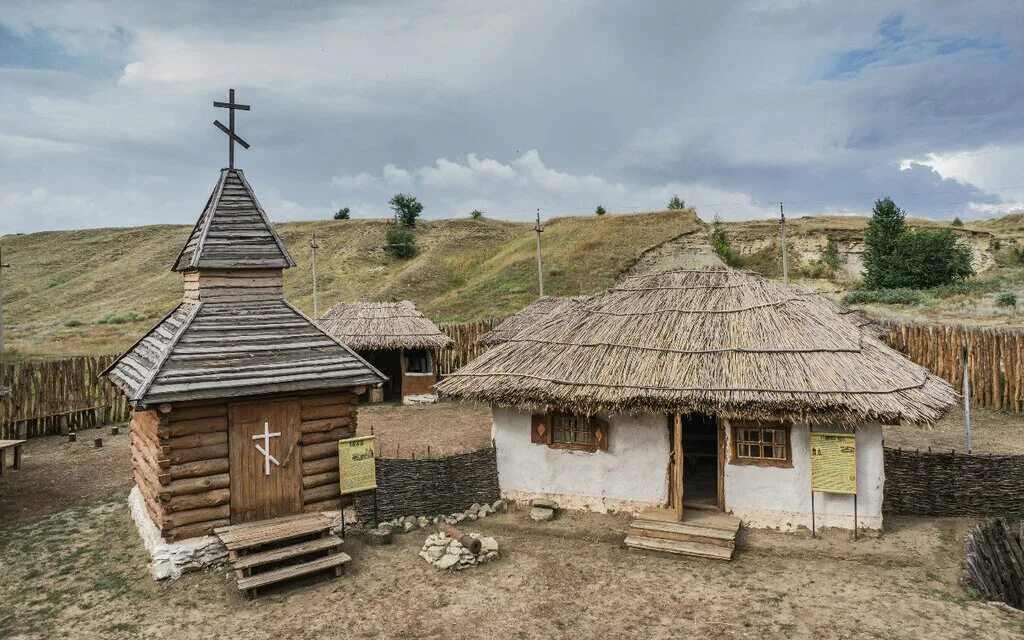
[367,500,507,545]
[419,531,499,570]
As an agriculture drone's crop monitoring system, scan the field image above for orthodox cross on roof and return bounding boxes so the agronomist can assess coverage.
[213,88,250,169]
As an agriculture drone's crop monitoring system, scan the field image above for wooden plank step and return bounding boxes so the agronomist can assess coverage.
[214,514,331,551]
[232,535,343,571]
[236,552,351,591]
[627,526,734,549]
[630,519,737,543]
[624,535,734,561]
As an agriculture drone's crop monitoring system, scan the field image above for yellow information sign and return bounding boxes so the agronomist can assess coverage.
[338,435,377,495]
[810,432,857,495]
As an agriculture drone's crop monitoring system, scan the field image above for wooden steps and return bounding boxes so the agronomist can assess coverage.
[214,513,348,598]
[625,509,740,561]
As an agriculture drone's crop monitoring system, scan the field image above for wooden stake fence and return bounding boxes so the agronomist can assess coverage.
[0,355,129,439]
[882,322,1024,413]
[437,318,503,377]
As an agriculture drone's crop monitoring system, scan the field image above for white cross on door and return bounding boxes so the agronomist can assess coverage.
[252,421,281,476]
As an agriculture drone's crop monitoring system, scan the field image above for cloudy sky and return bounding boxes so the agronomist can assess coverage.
[1,1,1023,234]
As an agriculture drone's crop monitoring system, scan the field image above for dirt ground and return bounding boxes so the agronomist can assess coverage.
[1,403,1023,639]
[356,401,492,457]
[883,404,1024,454]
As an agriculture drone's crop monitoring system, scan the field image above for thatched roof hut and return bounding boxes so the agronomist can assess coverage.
[478,296,590,347]
[437,267,955,426]
[317,301,453,351]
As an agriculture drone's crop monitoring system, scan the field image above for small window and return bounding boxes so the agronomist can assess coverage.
[732,423,791,467]
[532,412,609,452]
[405,349,431,374]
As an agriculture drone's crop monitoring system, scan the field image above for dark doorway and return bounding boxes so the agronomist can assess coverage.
[362,349,402,401]
[672,413,720,508]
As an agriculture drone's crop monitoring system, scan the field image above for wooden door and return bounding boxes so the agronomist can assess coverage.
[229,399,303,524]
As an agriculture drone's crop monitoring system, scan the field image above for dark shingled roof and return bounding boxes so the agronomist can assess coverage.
[172,168,295,272]
[105,299,385,405]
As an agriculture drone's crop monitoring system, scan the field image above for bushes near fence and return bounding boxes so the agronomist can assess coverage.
[0,355,129,439]
[883,448,1024,517]
[353,446,500,525]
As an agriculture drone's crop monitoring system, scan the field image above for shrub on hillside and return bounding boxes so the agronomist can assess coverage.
[996,293,1017,308]
[842,288,924,306]
[63,318,83,328]
[595,205,606,216]
[334,207,351,220]
[385,223,417,259]
[470,209,483,220]
[667,195,686,210]
[710,215,733,265]
[95,311,147,325]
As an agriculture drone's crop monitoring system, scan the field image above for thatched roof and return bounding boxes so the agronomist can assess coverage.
[317,301,454,351]
[436,267,956,425]
[478,296,590,347]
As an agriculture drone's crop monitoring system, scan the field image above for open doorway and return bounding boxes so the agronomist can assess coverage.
[361,349,402,401]
[667,413,723,512]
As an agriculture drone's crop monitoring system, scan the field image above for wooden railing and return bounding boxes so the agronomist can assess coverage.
[0,355,130,439]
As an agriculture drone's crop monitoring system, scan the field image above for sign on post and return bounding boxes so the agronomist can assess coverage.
[810,432,857,494]
[338,435,377,495]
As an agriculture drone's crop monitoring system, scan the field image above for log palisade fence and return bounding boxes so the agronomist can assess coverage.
[882,322,1024,412]
[0,355,129,440]
[437,318,501,377]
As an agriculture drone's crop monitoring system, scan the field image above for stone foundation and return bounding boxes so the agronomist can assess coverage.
[129,486,228,580]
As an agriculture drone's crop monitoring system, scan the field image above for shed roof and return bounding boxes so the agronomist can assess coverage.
[172,168,295,272]
[436,267,956,425]
[105,299,385,405]
[317,301,454,351]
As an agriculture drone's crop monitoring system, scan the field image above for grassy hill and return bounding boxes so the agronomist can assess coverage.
[1,210,703,356]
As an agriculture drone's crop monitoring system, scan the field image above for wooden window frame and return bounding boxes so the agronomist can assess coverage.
[404,349,432,375]
[531,412,609,453]
[729,422,793,468]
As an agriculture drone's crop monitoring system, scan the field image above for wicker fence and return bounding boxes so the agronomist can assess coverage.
[0,355,130,440]
[353,445,500,525]
[883,447,1024,517]
[437,318,502,377]
[882,322,1024,412]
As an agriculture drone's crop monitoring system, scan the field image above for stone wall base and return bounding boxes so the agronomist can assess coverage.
[402,393,438,405]
[129,486,228,580]
[500,488,660,515]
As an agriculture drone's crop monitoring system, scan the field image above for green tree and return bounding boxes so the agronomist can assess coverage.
[820,239,841,271]
[595,205,606,216]
[388,194,423,227]
[385,223,417,259]
[711,215,732,264]
[951,217,964,227]
[863,197,907,288]
[470,209,483,220]
[667,195,685,210]
[883,228,973,288]
[333,207,350,220]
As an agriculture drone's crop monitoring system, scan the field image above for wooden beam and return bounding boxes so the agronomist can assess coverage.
[673,413,684,522]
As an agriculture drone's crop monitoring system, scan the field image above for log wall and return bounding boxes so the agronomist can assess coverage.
[182,268,284,303]
[129,391,358,542]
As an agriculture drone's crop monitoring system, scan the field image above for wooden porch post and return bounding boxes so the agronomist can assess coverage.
[673,413,684,521]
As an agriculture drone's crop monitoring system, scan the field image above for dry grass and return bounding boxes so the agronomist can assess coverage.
[439,267,956,425]
[1,210,701,356]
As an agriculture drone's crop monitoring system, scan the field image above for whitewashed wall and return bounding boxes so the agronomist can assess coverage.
[723,422,885,531]
[491,407,669,513]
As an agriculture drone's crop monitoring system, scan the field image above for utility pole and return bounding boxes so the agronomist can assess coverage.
[534,208,544,297]
[0,248,10,354]
[310,232,320,319]
[780,202,788,285]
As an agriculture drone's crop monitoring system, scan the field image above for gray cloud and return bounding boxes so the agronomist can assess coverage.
[0,0,1022,235]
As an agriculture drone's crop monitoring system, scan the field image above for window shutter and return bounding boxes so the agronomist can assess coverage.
[531,414,549,444]
[593,416,610,452]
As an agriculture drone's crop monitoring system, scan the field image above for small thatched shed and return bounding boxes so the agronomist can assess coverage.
[437,267,956,537]
[318,301,453,402]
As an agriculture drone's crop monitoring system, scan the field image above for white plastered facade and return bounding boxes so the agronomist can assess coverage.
[491,407,885,531]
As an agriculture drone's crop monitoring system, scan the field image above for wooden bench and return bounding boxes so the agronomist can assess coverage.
[0,440,26,475]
